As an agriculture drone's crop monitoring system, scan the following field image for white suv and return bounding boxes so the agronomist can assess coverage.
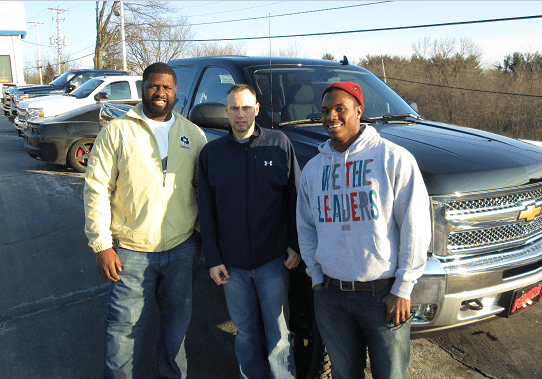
[15,74,142,136]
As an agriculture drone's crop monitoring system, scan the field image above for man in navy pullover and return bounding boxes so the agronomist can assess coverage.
[199,84,301,379]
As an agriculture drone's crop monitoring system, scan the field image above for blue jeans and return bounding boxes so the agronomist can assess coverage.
[223,257,296,379]
[314,278,411,379]
[103,235,200,379]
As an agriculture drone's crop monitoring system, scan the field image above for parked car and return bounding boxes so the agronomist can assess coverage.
[101,55,542,379]
[24,99,138,172]
[15,74,141,137]
[3,68,129,120]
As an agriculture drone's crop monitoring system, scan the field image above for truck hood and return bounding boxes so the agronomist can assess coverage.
[22,95,91,118]
[285,120,542,195]
[21,84,63,94]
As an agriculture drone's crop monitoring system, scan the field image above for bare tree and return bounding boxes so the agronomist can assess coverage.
[125,15,194,73]
[94,1,184,71]
[190,42,247,57]
[94,1,120,69]
[266,42,308,58]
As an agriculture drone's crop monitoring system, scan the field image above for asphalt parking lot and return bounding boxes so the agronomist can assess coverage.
[1,114,541,379]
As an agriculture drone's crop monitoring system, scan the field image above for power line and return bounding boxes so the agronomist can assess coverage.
[386,77,542,98]
[188,1,284,18]
[179,1,223,11]
[188,1,390,26]
[62,52,94,64]
[145,14,542,42]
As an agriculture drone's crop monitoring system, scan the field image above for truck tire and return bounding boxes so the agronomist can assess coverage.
[296,318,332,379]
[67,138,94,173]
[289,264,332,379]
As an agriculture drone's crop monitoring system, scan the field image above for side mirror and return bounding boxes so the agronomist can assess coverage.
[95,92,109,102]
[66,83,77,93]
[406,101,419,113]
[188,102,230,129]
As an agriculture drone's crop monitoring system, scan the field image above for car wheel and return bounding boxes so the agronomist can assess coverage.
[67,138,94,173]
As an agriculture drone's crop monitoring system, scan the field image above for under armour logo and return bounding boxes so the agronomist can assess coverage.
[264,161,273,166]
[180,136,190,146]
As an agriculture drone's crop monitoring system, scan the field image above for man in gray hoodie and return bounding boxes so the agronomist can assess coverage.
[296,82,431,379]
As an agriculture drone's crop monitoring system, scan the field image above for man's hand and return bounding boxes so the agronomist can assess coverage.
[284,247,301,270]
[96,248,122,281]
[210,264,229,285]
[313,283,323,290]
[382,293,411,326]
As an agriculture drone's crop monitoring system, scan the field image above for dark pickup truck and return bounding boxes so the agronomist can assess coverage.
[100,55,542,378]
[2,69,129,120]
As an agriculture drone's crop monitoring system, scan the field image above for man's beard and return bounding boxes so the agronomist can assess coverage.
[142,96,175,119]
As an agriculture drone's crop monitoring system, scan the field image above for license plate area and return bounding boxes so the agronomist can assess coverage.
[508,281,542,316]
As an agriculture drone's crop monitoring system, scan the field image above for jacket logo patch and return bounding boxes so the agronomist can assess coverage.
[180,136,191,150]
[264,161,273,166]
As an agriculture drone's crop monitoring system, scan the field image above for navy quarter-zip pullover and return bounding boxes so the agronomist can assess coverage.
[199,124,300,270]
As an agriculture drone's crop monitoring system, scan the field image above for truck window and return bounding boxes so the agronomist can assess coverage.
[71,78,104,99]
[171,66,196,115]
[103,81,131,100]
[193,67,235,107]
[136,80,142,98]
[246,65,416,126]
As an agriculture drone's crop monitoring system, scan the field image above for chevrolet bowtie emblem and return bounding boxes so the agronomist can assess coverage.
[518,204,542,222]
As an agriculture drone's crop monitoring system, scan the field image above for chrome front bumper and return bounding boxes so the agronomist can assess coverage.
[411,237,542,333]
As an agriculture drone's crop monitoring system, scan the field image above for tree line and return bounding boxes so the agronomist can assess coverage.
[355,38,542,141]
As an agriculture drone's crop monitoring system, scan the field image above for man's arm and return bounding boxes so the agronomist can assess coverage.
[285,138,301,255]
[296,171,324,288]
[84,125,121,279]
[390,150,432,301]
[198,148,224,270]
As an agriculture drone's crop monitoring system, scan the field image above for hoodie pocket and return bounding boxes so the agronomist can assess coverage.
[372,246,392,269]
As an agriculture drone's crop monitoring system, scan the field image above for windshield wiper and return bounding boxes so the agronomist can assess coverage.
[278,118,321,127]
[368,114,422,122]
[279,116,375,127]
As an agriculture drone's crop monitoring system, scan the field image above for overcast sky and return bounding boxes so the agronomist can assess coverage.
[17,1,542,71]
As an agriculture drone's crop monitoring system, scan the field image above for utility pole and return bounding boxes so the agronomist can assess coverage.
[120,1,127,71]
[48,7,68,75]
[27,21,45,84]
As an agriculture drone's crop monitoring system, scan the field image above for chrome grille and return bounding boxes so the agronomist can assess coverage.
[432,182,542,257]
[449,216,542,249]
[446,189,542,213]
[18,108,28,121]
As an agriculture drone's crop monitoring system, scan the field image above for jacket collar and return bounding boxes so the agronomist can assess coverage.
[228,123,264,146]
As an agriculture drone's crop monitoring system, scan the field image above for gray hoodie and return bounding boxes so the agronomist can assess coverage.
[296,125,431,299]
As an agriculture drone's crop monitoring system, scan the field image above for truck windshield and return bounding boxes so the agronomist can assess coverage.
[70,78,104,99]
[245,64,419,128]
[50,71,76,87]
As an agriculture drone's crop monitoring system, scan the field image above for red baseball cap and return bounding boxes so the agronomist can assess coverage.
[322,82,364,112]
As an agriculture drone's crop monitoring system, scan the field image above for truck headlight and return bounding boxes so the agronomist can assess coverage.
[14,94,28,104]
[28,108,44,120]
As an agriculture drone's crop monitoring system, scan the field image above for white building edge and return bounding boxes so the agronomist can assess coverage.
[0,2,27,95]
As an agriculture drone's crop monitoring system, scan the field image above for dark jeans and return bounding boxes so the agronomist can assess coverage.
[314,278,411,379]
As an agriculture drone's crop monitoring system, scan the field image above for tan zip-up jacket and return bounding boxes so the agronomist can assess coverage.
[84,103,207,253]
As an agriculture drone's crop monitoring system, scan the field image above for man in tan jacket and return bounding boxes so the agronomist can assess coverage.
[84,62,207,378]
